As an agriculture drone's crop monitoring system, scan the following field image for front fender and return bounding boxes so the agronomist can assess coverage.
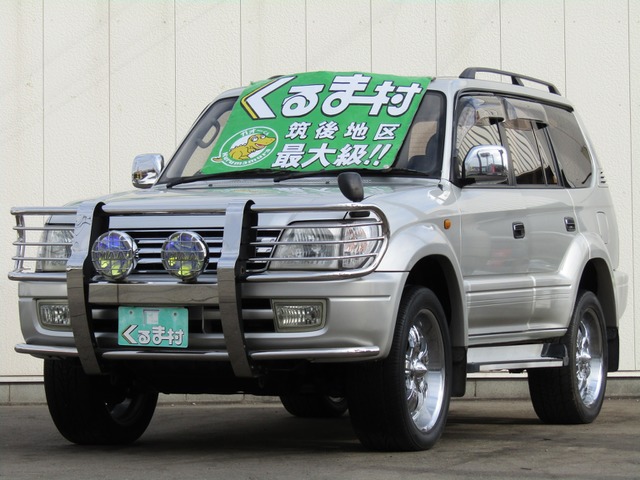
[377,220,466,348]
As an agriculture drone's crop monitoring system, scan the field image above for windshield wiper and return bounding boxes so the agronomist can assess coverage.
[166,167,435,188]
[384,168,437,178]
[272,170,339,183]
[165,169,277,188]
[272,168,437,183]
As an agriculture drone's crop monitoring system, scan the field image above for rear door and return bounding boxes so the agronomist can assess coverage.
[501,98,576,332]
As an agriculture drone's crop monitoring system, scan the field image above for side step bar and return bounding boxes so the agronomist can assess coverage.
[467,343,567,373]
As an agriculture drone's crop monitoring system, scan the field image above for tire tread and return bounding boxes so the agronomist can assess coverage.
[528,290,607,425]
[348,286,451,451]
[44,359,157,445]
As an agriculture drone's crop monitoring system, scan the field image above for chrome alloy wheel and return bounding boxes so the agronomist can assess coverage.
[405,310,446,432]
[348,286,451,450]
[528,290,608,425]
[575,307,605,408]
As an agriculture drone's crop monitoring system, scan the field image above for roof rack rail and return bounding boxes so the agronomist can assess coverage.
[459,67,561,95]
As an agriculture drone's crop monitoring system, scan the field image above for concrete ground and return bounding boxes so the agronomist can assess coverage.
[1,397,638,480]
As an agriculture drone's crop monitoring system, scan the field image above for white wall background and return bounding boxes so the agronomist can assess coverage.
[1,0,638,377]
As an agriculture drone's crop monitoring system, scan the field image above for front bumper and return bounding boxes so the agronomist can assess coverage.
[13,199,398,378]
[16,272,406,375]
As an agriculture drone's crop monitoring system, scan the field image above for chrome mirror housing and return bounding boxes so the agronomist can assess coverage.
[132,154,164,189]
[462,145,508,185]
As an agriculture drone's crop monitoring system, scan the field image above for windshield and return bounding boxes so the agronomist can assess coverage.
[160,72,445,184]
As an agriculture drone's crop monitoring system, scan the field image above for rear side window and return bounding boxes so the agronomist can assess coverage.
[504,120,559,186]
[545,106,593,188]
[505,122,543,184]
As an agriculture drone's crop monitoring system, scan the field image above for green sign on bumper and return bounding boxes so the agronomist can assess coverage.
[118,306,188,348]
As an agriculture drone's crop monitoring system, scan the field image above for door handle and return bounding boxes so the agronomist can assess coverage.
[512,222,525,239]
[564,216,576,232]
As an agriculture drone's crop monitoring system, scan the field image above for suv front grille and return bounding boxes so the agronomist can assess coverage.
[118,227,281,277]
[128,228,222,274]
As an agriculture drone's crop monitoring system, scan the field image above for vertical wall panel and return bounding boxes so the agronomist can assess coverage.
[240,0,306,84]
[436,0,501,76]
[630,0,639,370]
[566,1,634,369]
[43,1,110,205]
[501,0,565,93]
[176,0,241,142]
[110,1,176,192]
[307,0,371,72]
[372,0,436,75]
[0,0,44,377]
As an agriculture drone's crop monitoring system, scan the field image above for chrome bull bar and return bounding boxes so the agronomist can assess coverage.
[11,200,389,378]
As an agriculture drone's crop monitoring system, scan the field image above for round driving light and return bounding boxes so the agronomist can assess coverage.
[161,231,209,281]
[91,231,138,281]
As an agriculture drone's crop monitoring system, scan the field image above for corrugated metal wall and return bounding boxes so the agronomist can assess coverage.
[1,0,638,376]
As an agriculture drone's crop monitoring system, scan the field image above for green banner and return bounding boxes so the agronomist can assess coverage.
[201,71,431,174]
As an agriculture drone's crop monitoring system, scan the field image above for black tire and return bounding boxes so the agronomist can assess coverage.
[347,286,452,451]
[44,359,158,445]
[528,290,608,424]
[280,394,348,418]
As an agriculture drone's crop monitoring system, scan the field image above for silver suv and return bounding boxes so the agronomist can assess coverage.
[9,68,628,451]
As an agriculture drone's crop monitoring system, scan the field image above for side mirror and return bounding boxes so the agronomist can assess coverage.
[462,145,508,185]
[132,154,164,189]
[338,171,364,202]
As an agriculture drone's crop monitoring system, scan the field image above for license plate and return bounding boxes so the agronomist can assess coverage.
[118,306,188,348]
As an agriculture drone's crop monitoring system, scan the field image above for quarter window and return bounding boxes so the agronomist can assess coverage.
[545,106,593,188]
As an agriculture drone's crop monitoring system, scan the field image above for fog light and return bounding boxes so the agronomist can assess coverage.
[91,231,138,281]
[161,231,209,281]
[272,300,325,332]
[38,302,71,330]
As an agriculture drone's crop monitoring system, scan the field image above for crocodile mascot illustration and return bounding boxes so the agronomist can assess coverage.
[229,133,275,161]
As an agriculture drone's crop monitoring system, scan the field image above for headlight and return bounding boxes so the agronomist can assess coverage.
[37,227,74,272]
[161,231,209,281]
[341,224,380,269]
[271,222,381,271]
[272,227,341,270]
[91,231,138,281]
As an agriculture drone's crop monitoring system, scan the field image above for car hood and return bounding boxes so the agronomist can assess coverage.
[61,177,454,229]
